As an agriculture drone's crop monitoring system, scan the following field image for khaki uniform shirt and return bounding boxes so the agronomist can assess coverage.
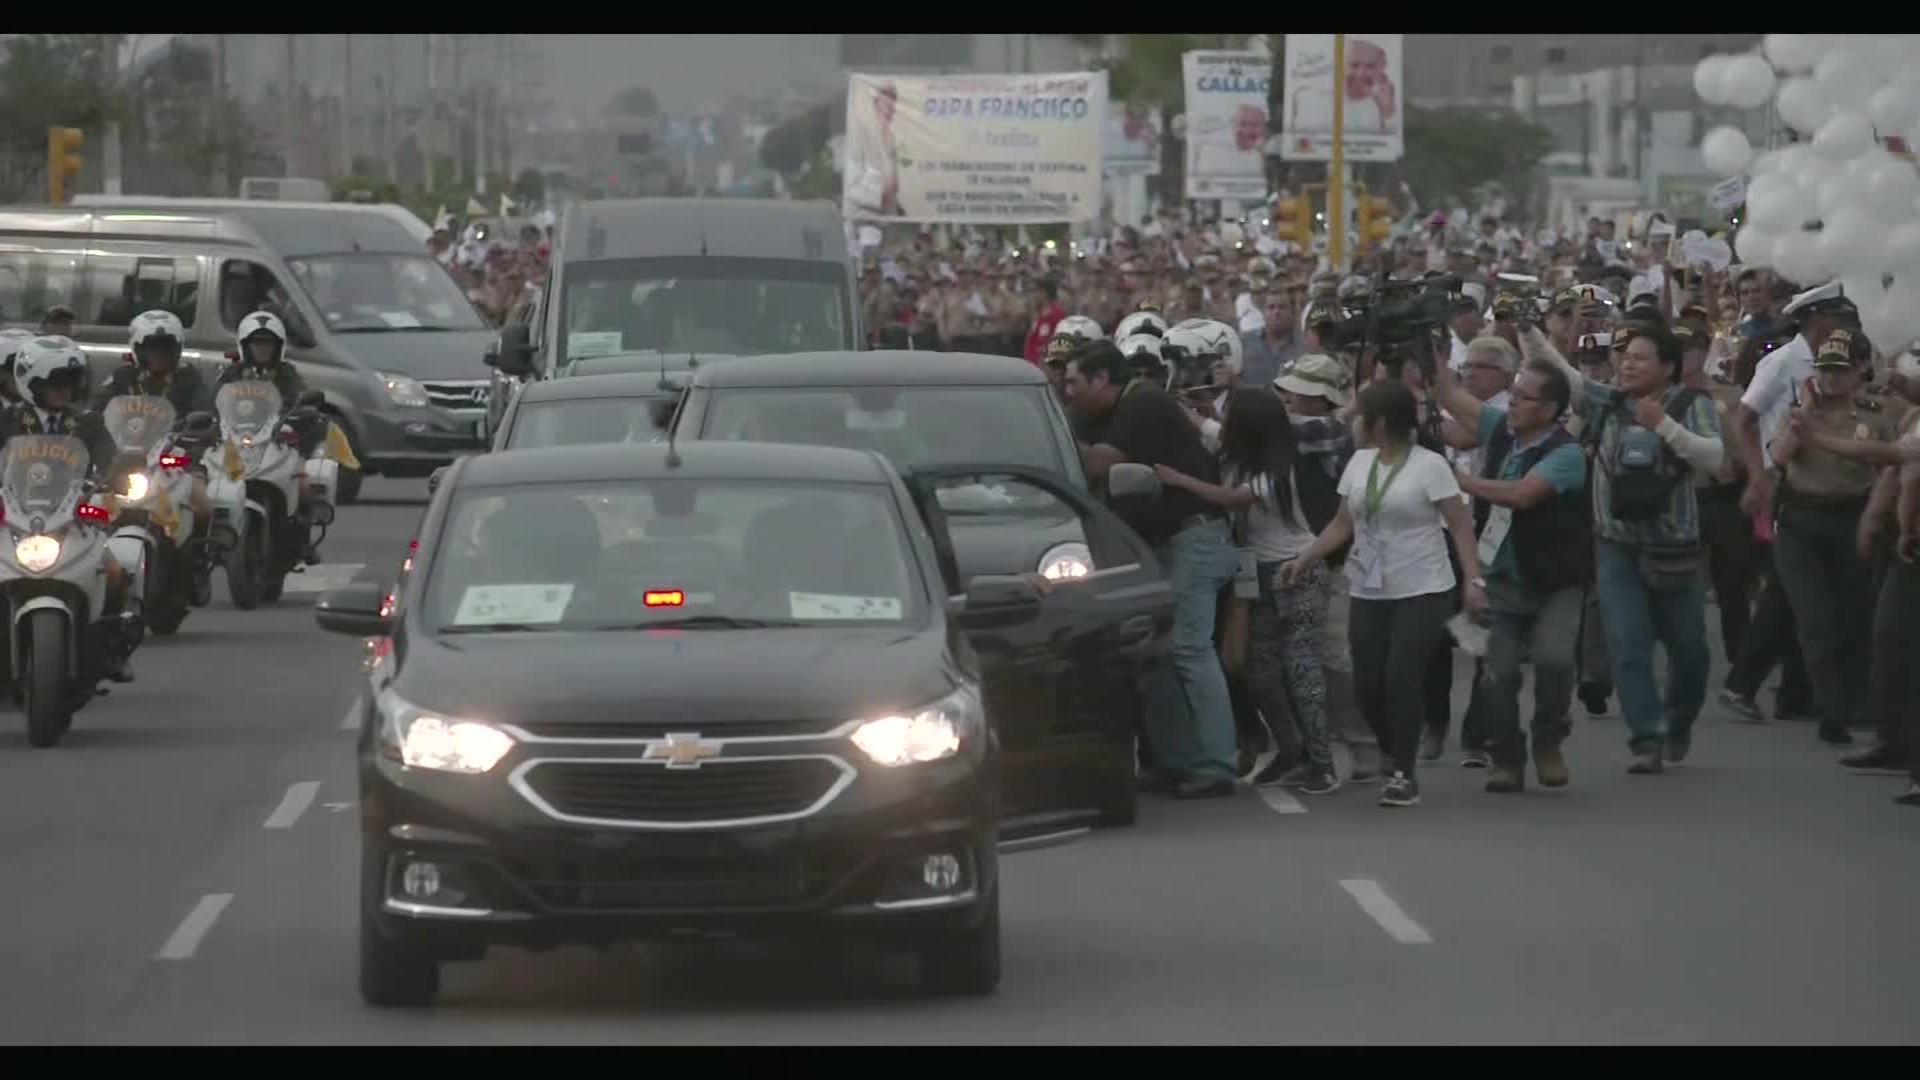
[1782,394,1904,498]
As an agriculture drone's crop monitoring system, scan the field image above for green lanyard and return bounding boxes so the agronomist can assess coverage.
[1363,451,1409,525]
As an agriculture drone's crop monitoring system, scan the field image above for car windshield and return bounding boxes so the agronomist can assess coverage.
[699,386,1071,513]
[425,479,923,632]
[559,257,849,363]
[504,397,669,450]
[286,253,487,332]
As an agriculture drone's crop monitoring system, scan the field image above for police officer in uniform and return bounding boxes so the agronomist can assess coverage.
[216,311,307,401]
[91,310,214,417]
[1767,329,1898,746]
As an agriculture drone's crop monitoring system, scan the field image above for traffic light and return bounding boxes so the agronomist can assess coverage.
[1356,186,1395,251]
[1272,193,1313,250]
[46,126,84,205]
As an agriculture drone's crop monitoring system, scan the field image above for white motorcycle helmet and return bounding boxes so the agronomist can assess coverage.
[1165,318,1244,377]
[14,336,90,408]
[129,309,187,364]
[1114,310,1168,342]
[0,327,34,366]
[1053,314,1103,342]
[235,310,288,366]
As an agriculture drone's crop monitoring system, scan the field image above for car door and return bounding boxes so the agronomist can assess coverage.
[901,464,1174,846]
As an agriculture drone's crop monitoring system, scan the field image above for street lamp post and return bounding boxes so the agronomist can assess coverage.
[1328,33,1347,272]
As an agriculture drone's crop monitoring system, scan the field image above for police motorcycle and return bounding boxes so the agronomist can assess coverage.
[98,395,211,635]
[209,379,336,608]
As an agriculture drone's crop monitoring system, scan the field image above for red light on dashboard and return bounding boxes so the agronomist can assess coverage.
[643,589,685,608]
[76,503,111,523]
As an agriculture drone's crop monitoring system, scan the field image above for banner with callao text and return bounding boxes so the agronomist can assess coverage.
[1182,50,1273,201]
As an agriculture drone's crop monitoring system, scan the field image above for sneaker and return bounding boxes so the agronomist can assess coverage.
[1484,766,1524,793]
[1627,751,1664,775]
[1533,744,1570,787]
[1459,749,1490,769]
[1895,782,1920,807]
[1251,757,1304,787]
[1297,766,1342,795]
[1818,724,1855,747]
[1379,772,1421,807]
[1839,745,1908,773]
[1664,740,1690,767]
[1578,683,1611,719]
[1718,689,1763,724]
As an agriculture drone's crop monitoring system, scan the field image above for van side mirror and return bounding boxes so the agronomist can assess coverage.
[647,398,677,432]
[494,324,534,377]
[1106,462,1162,502]
[314,581,394,636]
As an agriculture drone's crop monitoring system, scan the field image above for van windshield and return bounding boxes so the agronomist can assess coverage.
[286,253,488,332]
[559,257,851,363]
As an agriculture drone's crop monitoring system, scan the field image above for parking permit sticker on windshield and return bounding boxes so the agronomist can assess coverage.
[568,331,623,357]
[453,584,575,625]
[378,310,422,328]
[789,592,903,620]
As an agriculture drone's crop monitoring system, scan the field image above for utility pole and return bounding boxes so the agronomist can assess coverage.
[452,35,468,188]
[1328,33,1347,272]
[215,34,230,194]
[103,34,123,195]
[341,34,355,177]
[383,34,398,183]
[283,33,299,177]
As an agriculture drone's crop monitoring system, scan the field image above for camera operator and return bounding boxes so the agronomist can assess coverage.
[1064,340,1241,800]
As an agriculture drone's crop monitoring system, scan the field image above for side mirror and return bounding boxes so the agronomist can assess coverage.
[959,574,1043,624]
[296,389,325,409]
[1106,462,1163,502]
[427,465,448,494]
[314,581,394,636]
[494,324,534,378]
[647,397,677,432]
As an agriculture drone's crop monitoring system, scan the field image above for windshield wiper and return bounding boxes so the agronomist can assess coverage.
[593,616,804,630]
[438,622,558,634]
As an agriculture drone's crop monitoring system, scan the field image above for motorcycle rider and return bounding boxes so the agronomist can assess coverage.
[213,311,327,563]
[89,310,216,546]
[0,337,137,682]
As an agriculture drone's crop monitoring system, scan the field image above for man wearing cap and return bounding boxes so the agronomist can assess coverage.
[1733,280,1860,520]
[1769,329,1902,747]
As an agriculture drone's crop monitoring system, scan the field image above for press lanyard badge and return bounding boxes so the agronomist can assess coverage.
[1232,548,1260,599]
[1478,505,1512,567]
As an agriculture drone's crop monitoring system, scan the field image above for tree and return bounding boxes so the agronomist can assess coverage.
[609,86,658,117]
[0,34,124,197]
[128,39,259,196]
[759,102,833,178]
[1400,106,1555,214]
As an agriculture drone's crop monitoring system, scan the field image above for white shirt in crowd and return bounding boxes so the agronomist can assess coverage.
[1740,333,1817,470]
[1237,470,1316,562]
[1335,444,1461,601]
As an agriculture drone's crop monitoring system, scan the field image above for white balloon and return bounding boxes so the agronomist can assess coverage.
[1869,83,1920,136]
[1735,225,1779,267]
[1692,55,1733,105]
[1744,173,1797,228]
[1880,222,1920,272]
[1775,229,1827,283]
[1816,173,1859,218]
[1776,77,1834,134]
[1701,125,1754,175]
[1815,50,1878,111]
[1823,208,1885,274]
[1864,157,1920,221]
[1722,55,1778,109]
[1764,34,1819,74]
[1813,111,1875,160]
[1774,143,1817,185]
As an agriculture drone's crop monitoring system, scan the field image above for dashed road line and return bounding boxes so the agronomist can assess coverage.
[279,562,366,595]
[340,706,361,731]
[1255,785,1306,814]
[1339,878,1433,944]
[262,781,320,829]
[155,894,234,961]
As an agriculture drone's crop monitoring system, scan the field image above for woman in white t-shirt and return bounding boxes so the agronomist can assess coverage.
[1156,388,1350,796]
[1281,380,1487,807]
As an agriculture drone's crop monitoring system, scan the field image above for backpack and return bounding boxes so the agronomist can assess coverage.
[1595,388,1701,522]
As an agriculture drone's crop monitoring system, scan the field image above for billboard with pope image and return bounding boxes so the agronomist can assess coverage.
[841,71,1107,224]
[1279,33,1405,162]
[1181,50,1273,201]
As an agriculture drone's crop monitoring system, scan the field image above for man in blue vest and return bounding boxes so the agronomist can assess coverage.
[1432,351,1591,792]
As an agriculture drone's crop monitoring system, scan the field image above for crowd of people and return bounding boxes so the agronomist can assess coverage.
[425,213,554,325]
[860,207,1920,811]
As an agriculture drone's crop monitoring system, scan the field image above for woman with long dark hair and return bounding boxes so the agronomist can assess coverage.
[1281,380,1488,806]
[1156,382,1350,794]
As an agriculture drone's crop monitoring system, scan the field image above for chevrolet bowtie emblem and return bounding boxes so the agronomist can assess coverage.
[646,732,722,769]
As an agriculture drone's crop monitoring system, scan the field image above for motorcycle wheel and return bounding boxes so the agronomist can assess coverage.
[226,520,265,610]
[22,610,73,749]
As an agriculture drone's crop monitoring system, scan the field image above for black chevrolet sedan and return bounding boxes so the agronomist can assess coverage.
[316,441,1172,1007]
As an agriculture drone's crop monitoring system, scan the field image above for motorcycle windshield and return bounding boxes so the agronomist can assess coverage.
[1,435,89,517]
[102,395,178,455]
[216,380,282,442]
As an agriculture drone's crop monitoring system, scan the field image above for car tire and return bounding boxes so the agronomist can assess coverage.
[359,912,441,1008]
[917,886,1001,996]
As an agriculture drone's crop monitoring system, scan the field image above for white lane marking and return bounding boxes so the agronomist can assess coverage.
[262,781,320,829]
[1256,785,1306,814]
[340,703,362,731]
[1340,878,1433,944]
[280,562,367,595]
[322,801,354,814]
[155,893,234,961]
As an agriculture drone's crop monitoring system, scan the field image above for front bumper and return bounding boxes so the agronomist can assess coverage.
[360,739,997,954]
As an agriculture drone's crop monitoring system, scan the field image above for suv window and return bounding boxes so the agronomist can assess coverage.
[0,247,83,325]
[82,253,200,328]
[219,257,314,343]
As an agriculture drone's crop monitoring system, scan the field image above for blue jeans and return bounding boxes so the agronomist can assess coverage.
[1145,517,1240,781]
[1592,538,1711,754]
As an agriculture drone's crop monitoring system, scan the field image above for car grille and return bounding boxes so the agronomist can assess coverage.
[422,379,489,412]
[511,718,847,740]
[496,850,864,912]
[518,758,846,825]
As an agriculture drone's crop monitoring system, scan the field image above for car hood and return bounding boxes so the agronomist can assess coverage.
[330,328,497,381]
[394,624,959,728]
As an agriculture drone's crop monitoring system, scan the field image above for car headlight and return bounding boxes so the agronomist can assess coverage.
[1038,541,1092,581]
[377,371,432,409]
[15,534,60,573]
[124,471,150,501]
[851,683,982,767]
[378,691,515,773]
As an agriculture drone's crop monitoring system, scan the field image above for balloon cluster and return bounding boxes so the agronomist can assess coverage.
[1694,34,1920,348]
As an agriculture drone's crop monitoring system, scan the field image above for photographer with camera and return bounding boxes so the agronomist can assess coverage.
[1528,321,1726,773]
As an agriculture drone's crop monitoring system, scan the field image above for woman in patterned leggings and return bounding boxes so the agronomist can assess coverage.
[1155,381,1353,794]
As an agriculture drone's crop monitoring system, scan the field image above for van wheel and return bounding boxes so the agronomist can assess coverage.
[917,886,1001,996]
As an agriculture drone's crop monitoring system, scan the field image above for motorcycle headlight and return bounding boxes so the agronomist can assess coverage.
[378,371,432,409]
[124,472,150,501]
[378,691,516,773]
[1038,541,1093,581]
[850,684,982,767]
[14,534,60,573]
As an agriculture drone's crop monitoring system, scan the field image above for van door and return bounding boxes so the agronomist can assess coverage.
[0,242,84,332]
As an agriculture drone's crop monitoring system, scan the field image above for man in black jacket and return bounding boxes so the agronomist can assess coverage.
[1435,355,1591,793]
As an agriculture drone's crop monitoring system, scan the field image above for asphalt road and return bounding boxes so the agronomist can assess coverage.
[0,475,1912,1045]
